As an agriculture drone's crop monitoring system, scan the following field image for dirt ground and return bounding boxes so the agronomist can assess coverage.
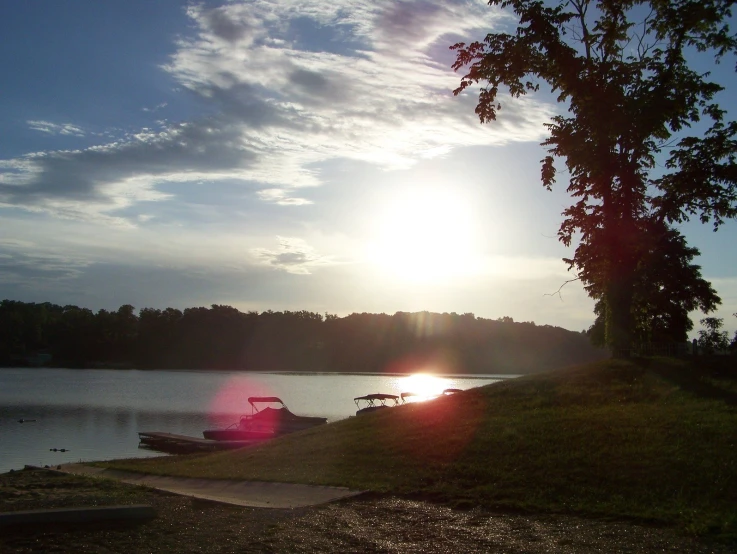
[0,469,732,553]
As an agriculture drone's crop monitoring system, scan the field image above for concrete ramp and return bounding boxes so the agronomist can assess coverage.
[56,464,363,509]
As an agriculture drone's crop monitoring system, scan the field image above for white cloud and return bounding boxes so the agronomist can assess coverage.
[27,120,85,137]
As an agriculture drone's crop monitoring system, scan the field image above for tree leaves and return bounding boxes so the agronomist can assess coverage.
[453,0,737,355]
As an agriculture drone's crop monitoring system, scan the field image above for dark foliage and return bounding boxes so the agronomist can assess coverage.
[452,0,737,357]
[587,221,720,344]
[0,300,605,373]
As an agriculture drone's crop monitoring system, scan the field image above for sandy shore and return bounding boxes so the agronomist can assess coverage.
[1,468,732,553]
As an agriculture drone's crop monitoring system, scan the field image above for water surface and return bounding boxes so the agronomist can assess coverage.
[0,368,510,472]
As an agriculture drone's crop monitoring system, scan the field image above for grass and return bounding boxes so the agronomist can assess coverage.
[0,469,303,553]
[102,357,737,537]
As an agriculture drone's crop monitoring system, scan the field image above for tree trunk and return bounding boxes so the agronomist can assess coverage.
[605,270,635,358]
[603,174,638,359]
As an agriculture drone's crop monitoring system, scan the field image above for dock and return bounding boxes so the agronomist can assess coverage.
[138,432,262,454]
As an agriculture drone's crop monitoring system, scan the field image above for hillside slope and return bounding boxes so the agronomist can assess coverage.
[107,357,737,535]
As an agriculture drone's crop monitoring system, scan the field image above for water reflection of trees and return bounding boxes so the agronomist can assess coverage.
[0,403,211,472]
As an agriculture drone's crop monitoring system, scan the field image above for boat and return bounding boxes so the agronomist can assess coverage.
[443,388,463,395]
[400,392,418,403]
[203,396,327,441]
[354,393,400,415]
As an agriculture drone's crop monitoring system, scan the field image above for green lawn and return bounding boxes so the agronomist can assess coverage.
[103,357,737,537]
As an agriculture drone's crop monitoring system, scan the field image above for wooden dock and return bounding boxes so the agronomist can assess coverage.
[138,432,261,454]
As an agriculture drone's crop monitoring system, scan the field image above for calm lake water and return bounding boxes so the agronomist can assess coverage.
[0,368,511,473]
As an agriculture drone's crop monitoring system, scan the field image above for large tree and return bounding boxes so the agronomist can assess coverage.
[452,0,737,356]
[587,220,720,346]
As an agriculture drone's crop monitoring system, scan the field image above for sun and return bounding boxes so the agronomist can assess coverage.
[368,186,480,282]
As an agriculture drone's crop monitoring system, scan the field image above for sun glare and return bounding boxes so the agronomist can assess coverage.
[398,373,447,401]
[369,186,481,282]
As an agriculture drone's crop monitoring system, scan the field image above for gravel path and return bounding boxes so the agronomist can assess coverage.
[1,469,732,553]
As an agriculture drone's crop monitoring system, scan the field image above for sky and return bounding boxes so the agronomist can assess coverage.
[1,0,736,337]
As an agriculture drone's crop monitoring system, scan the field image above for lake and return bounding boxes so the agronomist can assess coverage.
[0,368,511,473]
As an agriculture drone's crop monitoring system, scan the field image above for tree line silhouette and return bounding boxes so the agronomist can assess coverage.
[0,299,605,373]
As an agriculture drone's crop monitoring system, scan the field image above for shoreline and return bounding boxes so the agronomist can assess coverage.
[0,366,524,377]
[4,357,736,549]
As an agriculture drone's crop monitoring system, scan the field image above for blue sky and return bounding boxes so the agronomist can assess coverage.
[1,0,735,337]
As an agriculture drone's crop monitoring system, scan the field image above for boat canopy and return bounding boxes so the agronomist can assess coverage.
[353,393,399,402]
[353,393,400,411]
[248,396,285,407]
[400,392,417,402]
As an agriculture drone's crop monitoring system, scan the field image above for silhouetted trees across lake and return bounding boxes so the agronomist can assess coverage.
[0,300,605,373]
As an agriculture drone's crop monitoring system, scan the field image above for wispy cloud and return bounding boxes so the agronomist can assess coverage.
[27,120,85,137]
[253,236,333,274]
[2,0,553,225]
[142,102,168,113]
[0,238,92,290]
[257,188,313,206]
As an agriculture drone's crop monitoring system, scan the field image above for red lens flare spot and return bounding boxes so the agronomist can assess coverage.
[208,376,274,426]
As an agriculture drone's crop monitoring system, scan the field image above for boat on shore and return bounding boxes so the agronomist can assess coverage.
[400,392,418,403]
[203,396,327,441]
[354,393,400,415]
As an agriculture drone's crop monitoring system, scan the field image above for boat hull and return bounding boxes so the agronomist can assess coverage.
[203,414,327,441]
[356,405,391,415]
[202,429,274,441]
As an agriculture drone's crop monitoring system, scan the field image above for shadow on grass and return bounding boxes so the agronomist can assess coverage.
[645,356,737,406]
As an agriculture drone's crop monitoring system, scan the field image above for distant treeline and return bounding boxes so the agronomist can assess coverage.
[0,300,605,374]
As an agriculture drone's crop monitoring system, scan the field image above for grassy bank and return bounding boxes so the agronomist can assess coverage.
[104,357,737,537]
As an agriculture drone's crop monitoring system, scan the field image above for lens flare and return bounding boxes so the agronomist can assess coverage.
[208,375,274,425]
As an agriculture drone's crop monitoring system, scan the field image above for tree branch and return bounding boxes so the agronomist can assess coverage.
[545,277,581,301]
